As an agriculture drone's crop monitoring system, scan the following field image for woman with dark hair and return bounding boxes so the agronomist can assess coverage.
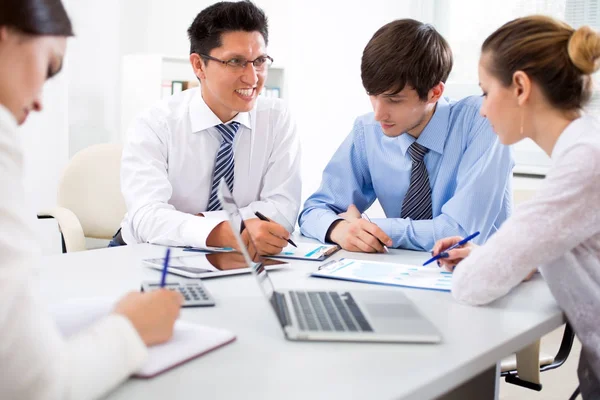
[432,16,600,398]
[0,1,183,398]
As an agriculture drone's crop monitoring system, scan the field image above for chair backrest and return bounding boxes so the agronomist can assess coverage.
[57,143,125,239]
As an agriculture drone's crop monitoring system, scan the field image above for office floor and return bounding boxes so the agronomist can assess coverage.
[500,326,582,400]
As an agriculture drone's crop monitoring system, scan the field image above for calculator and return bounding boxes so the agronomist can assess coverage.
[141,281,216,307]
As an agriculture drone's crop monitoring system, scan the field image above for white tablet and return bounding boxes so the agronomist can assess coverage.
[143,252,289,279]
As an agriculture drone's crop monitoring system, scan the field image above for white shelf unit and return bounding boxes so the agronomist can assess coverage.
[120,54,285,140]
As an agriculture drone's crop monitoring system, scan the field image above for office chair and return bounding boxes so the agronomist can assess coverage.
[37,143,126,252]
[501,323,575,391]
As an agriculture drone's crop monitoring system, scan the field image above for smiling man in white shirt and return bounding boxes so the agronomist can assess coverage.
[114,1,301,255]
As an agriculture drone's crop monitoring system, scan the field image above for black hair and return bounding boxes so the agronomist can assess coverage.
[0,0,73,36]
[187,1,268,56]
[362,19,452,101]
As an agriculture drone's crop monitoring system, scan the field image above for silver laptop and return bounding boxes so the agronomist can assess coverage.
[217,180,441,343]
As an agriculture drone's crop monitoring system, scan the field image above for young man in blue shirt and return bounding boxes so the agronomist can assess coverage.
[299,19,514,253]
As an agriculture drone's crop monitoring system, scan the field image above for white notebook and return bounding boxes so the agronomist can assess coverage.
[50,298,236,378]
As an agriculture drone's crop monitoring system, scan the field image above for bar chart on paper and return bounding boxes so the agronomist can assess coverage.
[311,258,453,292]
[267,243,340,261]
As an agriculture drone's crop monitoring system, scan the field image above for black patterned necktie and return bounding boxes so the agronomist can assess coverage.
[206,122,241,211]
[401,142,433,220]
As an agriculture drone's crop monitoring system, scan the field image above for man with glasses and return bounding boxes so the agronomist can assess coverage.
[114,1,301,254]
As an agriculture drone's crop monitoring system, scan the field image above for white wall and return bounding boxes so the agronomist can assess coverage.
[66,0,123,152]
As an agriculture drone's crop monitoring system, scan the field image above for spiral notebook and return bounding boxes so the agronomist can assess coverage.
[50,298,236,378]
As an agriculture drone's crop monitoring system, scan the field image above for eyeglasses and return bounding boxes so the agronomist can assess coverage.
[200,54,274,71]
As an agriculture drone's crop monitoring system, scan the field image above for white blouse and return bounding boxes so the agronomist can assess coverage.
[0,105,147,400]
[452,114,600,396]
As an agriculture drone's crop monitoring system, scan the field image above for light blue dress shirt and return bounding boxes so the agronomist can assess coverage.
[299,96,514,251]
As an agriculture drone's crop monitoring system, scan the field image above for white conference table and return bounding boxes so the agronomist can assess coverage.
[36,241,564,400]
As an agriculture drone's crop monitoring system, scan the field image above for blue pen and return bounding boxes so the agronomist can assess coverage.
[423,231,480,266]
[160,247,171,287]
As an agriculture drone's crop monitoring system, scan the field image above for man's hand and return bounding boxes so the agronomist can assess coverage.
[206,221,237,248]
[206,219,290,256]
[328,205,392,253]
[242,218,289,255]
[338,204,362,221]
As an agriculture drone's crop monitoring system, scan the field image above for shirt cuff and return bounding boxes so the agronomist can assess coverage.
[300,209,343,243]
[371,218,404,248]
[180,212,228,248]
[238,206,257,221]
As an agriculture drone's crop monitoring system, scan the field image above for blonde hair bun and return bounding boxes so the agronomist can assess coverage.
[568,25,600,74]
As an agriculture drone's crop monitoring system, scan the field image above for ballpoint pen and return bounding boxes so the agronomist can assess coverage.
[160,247,171,287]
[422,231,480,266]
[254,211,298,248]
[361,213,389,253]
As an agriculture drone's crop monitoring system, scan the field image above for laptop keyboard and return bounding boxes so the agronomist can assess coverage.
[289,291,373,332]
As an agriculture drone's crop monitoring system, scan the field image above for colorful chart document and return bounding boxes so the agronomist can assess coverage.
[311,258,452,292]
[268,243,340,261]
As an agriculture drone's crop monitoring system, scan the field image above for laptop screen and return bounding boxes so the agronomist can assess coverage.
[216,180,276,301]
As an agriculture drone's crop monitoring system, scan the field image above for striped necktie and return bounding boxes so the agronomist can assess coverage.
[206,122,241,211]
[401,142,433,220]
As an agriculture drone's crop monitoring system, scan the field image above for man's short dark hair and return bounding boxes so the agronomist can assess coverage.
[187,1,269,56]
[361,19,453,101]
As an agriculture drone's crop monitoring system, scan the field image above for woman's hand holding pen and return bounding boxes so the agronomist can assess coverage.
[431,236,475,271]
[432,236,537,281]
[113,290,183,346]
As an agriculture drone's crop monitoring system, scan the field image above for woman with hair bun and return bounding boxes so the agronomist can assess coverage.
[0,0,183,398]
[431,15,600,398]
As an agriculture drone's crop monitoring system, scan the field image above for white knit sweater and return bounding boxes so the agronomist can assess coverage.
[0,105,147,400]
[452,114,600,398]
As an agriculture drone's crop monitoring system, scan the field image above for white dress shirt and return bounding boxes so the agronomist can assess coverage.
[0,105,147,400]
[451,115,600,397]
[120,88,301,248]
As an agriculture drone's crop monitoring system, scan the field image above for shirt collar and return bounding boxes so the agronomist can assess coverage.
[396,96,451,156]
[189,88,252,133]
[551,116,588,161]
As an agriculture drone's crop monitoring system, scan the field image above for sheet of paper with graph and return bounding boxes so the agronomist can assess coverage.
[311,258,452,292]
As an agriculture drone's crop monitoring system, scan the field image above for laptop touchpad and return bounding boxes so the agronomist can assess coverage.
[365,303,422,320]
